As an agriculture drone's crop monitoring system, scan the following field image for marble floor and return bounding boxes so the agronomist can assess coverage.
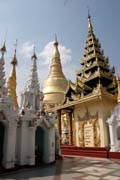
[0,156,120,180]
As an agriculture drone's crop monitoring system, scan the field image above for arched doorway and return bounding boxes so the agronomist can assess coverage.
[35,126,44,165]
[0,122,5,166]
[55,131,60,158]
[117,126,120,140]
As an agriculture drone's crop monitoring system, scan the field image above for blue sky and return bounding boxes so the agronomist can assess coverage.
[0,0,120,104]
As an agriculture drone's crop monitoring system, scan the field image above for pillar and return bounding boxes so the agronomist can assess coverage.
[69,112,73,145]
[109,123,117,151]
[57,110,61,144]
[3,123,17,169]
[28,126,36,165]
[17,120,28,165]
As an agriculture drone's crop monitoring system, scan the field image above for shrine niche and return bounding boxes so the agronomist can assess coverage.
[117,126,120,140]
[0,111,6,121]
[78,108,101,147]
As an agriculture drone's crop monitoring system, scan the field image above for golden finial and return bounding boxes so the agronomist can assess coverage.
[116,76,120,104]
[87,8,93,33]
[32,46,37,59]
[54,33,58,46]
[0,42,6,53]
[87,5,90,19]
[52,34,60,59]
[11,39,18,65]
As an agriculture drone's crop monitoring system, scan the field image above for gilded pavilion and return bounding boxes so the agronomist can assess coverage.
[43,14,118,148]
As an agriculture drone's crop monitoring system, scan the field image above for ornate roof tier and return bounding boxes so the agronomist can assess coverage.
[64,15,117,106]
[76,14,117,95]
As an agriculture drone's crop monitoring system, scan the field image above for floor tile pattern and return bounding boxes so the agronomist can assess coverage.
[0,156,120,180]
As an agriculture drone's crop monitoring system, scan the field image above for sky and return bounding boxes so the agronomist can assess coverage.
[0,0,120,104]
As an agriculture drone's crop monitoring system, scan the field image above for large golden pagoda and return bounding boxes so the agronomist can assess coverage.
[42,37,68,107]
[7,46,18,109]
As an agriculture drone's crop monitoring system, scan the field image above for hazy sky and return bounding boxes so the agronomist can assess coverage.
[0,0,120,104]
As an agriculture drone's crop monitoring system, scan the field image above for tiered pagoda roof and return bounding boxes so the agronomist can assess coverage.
[66,15,117,102]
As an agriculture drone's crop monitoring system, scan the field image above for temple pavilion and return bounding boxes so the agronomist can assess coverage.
[43,14,119,153]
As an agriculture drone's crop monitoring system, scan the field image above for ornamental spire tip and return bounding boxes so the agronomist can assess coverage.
[54,34,58,46]
[32,45,37,59]
[11,39,18,65]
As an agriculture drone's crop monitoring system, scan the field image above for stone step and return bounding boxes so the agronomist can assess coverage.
[109,152,120,159]
[61,145,109,158]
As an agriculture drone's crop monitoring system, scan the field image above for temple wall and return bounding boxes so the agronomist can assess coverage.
[73,97,116,147]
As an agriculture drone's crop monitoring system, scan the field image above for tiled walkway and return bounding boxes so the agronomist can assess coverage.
[0,156,120,180]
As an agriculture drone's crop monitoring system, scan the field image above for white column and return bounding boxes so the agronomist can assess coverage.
[32,95,36,110]
[18,120,28,165]
[28,126,36,165]
[3,124,17,169]
[48,128,55,162]
[109,124,116,151]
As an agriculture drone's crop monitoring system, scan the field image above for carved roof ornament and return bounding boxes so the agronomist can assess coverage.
[77,107,98,122]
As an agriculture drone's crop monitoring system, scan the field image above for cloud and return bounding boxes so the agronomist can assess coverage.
[39,41,72,65]
[18,42,34,58]
[19,41,72,66]
[16,40,75,104]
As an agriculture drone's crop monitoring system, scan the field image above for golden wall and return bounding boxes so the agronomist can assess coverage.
[73,97,115,147]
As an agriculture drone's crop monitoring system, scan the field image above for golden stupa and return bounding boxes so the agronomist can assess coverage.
[7,44,18,109]
[42,37,68,106]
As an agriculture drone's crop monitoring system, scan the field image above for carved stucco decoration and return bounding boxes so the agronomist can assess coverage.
[78,108,101,147]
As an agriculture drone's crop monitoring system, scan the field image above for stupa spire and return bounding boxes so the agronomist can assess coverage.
[21,46,40,111]
[49,35,65,79]
[25,46,39,93]
[0,42,7,96]
[43,37,68,106]
[7,40,18,109]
